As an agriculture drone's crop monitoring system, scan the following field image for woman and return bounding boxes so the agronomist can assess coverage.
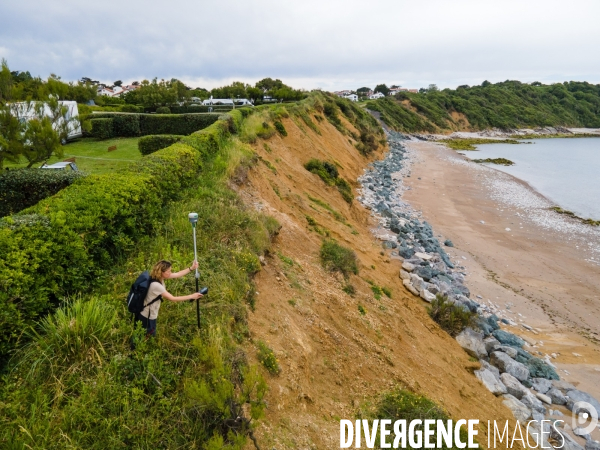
[137,259,203,336]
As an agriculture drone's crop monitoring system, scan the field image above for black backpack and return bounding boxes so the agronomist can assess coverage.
[127,271,162,315]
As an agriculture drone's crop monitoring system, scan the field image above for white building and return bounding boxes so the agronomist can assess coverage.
[369,92,385,99]
[344,94,358,102]
[388,87,408,95]
[202,97,253,106]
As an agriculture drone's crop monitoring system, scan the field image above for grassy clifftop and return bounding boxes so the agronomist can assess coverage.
[367,80,600,132]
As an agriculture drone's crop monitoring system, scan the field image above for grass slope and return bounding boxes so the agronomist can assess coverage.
[0,116,279,448]
[4,137,142,174]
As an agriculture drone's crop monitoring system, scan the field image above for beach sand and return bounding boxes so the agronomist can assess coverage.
[402,140,600,407]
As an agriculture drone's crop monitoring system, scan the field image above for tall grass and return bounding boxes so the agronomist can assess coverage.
[17,296,117,381]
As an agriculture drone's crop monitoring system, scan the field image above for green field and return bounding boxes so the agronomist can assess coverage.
[5,137,142,175]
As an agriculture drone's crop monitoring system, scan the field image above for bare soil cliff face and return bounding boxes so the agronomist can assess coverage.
[236,115,519,449]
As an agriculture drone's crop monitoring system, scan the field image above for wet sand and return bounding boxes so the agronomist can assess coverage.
[402,140,600,403]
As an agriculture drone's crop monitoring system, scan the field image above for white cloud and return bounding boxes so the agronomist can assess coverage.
[2,0,600,90]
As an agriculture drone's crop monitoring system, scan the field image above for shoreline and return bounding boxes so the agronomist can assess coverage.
[399,139,600,399]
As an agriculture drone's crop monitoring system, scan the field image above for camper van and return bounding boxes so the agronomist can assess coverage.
[10,100,83,141]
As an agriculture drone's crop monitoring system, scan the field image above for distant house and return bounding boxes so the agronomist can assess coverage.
[369,92,385,100]
[334,90,352,97]
[344,94,358,102]
[97,87,114,96]
[408,89,419,93]
[97,84,139,97]
[202,97,253,106]
[388,87,408,96]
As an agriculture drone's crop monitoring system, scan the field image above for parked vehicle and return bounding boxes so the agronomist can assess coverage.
[10,100,82,141]
[40,161,79,171]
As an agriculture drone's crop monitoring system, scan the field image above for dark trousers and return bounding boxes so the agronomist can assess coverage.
[135,313,157,337]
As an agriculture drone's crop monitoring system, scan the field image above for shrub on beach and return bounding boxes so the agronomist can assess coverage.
[428,294,476,337]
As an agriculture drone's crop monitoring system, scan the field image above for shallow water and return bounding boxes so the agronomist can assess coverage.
[463,137,600,221]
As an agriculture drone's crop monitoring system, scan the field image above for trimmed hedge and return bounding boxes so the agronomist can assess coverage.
[0,169,86,218]
[90,118,113,139]
[112,114,140,136]
[89,112,220,138]
[0,117,234,357]
[167,105,234,114]
[155,106,171,114]
[138,134,184,155]
[120,104,143,113]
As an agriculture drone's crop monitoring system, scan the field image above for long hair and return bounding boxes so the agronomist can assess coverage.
[150,260,172,281]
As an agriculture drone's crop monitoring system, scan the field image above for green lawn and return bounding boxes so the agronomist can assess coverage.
[5,137,142,175]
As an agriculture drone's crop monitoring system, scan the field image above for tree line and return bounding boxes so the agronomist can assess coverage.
[367,79,600,132]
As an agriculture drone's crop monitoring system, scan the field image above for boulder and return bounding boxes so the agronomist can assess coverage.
[480,360,501,380]
[566,390,600,416]
[551,428,585,450]
[492,330,525,348]
[490,351,530,381]
[399,269,411,281]
[410,273,428,292]
[414,266,433,281]
[521,392,547,414]
[444,239,454,247]
[483,336,501,354]
[475,369,507,396]
[585,440,600,450]
[414,252,432,260]
[398,246,414,259]
[419,289,436,303]
[501,394,532,423]
[402,262,415,272]
[456,328,487,359]
[535,392,552,405]
[531,378,552,394]
[437,281,453,296]
[547,387,567,405]
[498,345,518,359]
[403,279,419,296]
[525,357,560,380]
[573,428,591,441]
[528,417,552,449]
[552,380,577,393]
[500,373,529,399]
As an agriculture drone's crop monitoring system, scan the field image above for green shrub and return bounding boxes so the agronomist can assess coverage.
[119,104,143,113]
[304,159,353,203]
[0,169,85,217]
[320,240,358,279]
[89,113,220,137]
[156,106,171,114]
[90,118,113,139]
[371,285,383,300]
[257,340,280,375]
[382,287,392,298]
[428,295,476,337]
[342,284,356,295]
[358,304,366,315]
[361,389,470,449]
[273,120,287,136]
[138,134,185,155]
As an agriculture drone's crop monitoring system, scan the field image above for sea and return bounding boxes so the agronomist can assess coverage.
[463,137,600,221]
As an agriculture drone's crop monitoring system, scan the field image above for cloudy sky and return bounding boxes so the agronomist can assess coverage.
[2,0,600,91]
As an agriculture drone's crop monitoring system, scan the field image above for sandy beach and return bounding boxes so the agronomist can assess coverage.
[401,140,600,406]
